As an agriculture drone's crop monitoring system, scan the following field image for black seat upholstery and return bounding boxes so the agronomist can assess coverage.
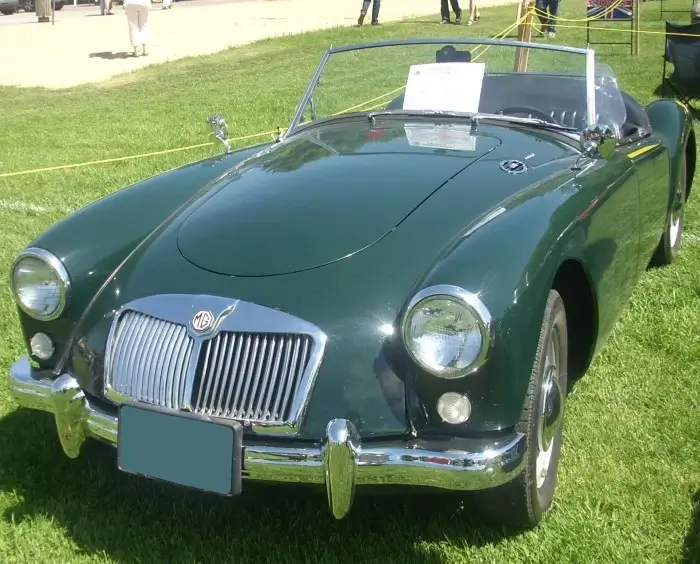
[384,72,650,138]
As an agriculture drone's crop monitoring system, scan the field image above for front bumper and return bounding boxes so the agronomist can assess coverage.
[8,356,527,519]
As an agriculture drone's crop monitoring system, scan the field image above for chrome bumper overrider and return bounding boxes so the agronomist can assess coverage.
[8,356,527,519]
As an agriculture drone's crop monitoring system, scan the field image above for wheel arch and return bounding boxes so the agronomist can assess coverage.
[685,127,696,201]
[550,258,598,384]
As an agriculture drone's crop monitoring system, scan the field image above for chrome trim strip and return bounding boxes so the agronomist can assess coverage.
[585,49,596,128]
[8,356,527,520]
[10,247,71,322]
[103,294,327,436]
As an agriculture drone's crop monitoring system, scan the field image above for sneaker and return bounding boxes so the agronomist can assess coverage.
[142,45,149,56]
[455,11,463,23]
[371,20,381,25]
[441,18,450,23]
[132,46,141,57]
[467,19,474,25]
[537,25,546,36]
[357,11,365,25]
[548,31,556,38]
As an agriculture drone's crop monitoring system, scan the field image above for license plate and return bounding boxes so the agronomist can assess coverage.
[117,403,242,496]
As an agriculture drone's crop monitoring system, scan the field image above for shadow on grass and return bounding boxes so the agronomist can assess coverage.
[0,408,522,563]
[682,490,700,563]
[89,51,133,60]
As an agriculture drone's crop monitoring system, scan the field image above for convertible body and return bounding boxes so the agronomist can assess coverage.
[7,38,695,527]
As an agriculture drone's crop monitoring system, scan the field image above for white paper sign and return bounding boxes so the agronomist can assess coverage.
[402,62,485,114]
[404,123,477,152]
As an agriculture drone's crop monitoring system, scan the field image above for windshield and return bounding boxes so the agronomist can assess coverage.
[287,39,626,137]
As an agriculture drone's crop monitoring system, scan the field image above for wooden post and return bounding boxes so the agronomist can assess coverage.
[514,0,536,71]
[634,0,640,56]
[36,0,51,22]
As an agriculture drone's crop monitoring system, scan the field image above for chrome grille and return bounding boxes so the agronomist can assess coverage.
[105,311,195,409]
[193,333,313,423]
[104,304,319,430]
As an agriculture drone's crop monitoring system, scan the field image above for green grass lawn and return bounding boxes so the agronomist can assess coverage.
[1,1,700,562]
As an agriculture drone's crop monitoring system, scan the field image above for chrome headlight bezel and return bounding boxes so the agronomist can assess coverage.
[400,284,492,378]
[10,247,71,321]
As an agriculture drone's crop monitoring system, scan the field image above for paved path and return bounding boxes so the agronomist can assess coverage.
[0,0,517,89]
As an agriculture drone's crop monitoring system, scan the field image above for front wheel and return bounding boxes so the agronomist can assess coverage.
[474,289,568,529]
[1,9,13,13]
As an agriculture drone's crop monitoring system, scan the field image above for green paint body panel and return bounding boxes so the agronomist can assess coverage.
[14,103,693,440]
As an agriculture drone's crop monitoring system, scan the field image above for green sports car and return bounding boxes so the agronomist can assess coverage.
[6,38,695,529]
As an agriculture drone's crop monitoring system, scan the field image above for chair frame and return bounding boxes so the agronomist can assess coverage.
[662,20,700,115]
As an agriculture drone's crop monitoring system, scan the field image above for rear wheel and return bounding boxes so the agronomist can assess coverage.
[650,149,687,267]
[474,289,568,529]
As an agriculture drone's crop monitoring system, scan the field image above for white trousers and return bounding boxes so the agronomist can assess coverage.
[125,4,150,47]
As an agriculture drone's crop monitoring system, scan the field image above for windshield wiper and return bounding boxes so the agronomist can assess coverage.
[365,109,577,133]
[476,113,578,133]
[366,109,476,124]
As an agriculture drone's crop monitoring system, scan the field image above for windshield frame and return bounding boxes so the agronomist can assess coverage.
[284,37,597,139]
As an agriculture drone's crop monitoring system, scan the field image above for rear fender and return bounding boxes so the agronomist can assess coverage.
[647,99,695,203]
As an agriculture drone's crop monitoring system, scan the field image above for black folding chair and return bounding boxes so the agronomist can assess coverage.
[662,21,700,113]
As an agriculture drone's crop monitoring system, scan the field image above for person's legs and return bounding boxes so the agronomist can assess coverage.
[546,0,560,35]
[370,0,380,24]
[467,0,479,23]
[125,4,141,55]
[440,0,450,22]
[535,0,549,34]
[450,0,463,22]
[358,0,370,25]
[138,4,150,55]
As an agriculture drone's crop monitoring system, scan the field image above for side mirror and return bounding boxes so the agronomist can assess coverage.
[580,123,617,160]
[207,114,232,153]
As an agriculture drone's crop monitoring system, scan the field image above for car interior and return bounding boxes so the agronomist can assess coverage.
[384,45,651,139]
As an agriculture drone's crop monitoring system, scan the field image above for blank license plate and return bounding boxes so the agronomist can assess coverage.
[118,404,242,496]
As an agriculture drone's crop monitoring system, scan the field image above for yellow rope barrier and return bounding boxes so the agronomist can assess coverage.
[0,8,556,180]
[527,21,700,37]
[0,131,281,179]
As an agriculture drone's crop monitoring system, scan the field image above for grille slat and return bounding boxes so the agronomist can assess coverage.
[105,309,317,428]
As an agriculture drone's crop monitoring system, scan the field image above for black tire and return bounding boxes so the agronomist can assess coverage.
[650,148,687,268]
[1,9,13,14]
[54,2,63,9]
[474,289,568,529]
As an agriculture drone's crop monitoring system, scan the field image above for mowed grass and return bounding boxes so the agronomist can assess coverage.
[1,1,700,563]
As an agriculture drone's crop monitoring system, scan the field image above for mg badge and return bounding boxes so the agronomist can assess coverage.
[192,310,214,333]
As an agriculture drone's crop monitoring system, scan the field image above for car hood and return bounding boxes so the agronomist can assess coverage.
[176,120,501,277]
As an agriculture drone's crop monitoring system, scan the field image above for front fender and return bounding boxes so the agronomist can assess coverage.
[15,143,271,367]
[408,179,576,434]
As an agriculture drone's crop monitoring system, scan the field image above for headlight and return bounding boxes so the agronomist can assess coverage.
[401,284,491,378]
[11,247,70,321]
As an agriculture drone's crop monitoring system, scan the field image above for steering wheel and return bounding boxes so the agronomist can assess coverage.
[497,106,559,124]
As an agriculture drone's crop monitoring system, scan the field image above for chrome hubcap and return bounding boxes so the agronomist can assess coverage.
[670,189,684,248]
[536,330,563,489]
